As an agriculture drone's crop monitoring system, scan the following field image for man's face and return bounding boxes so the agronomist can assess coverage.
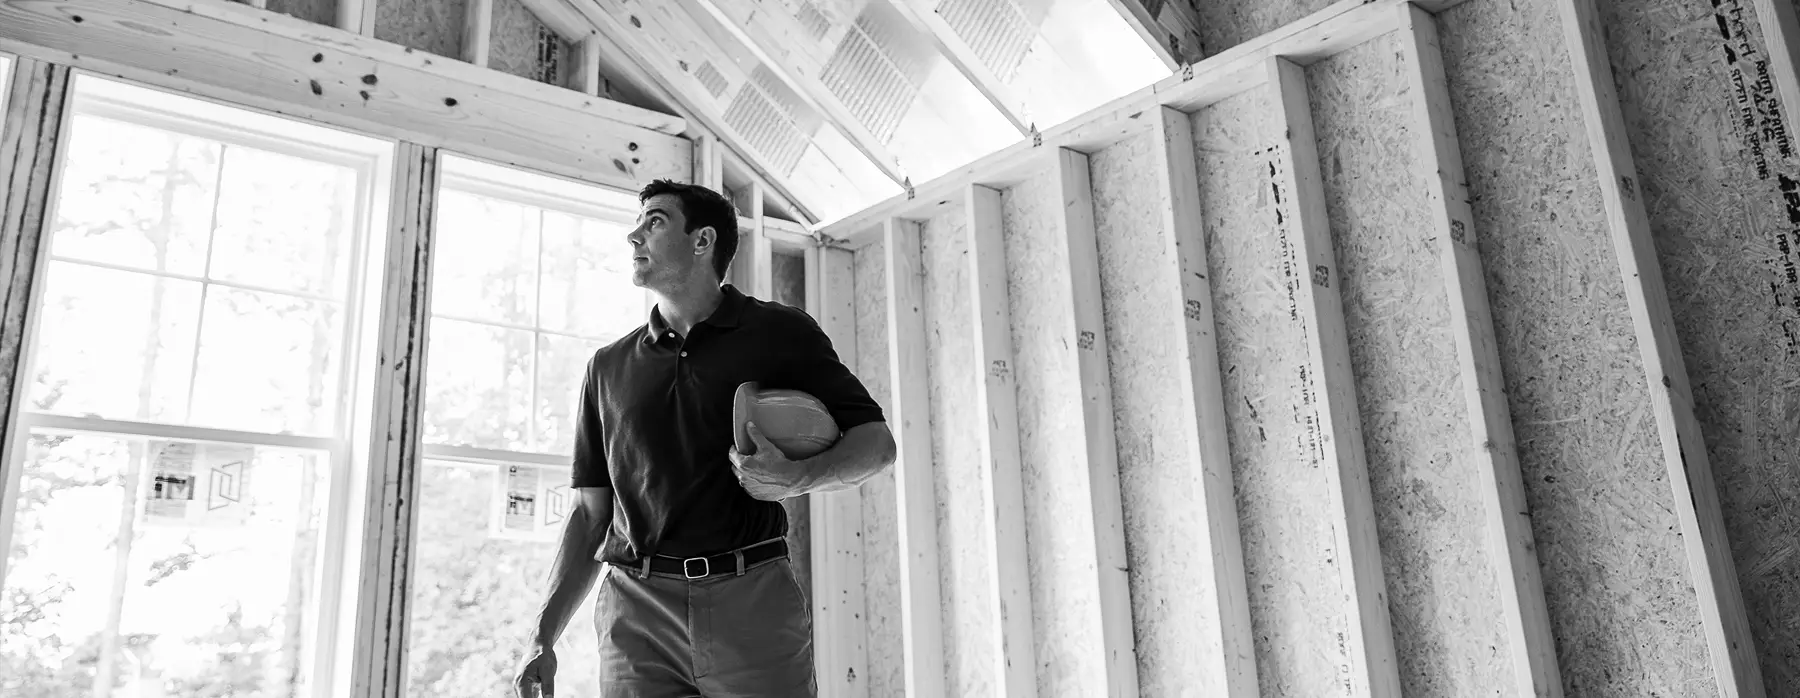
[630,193,710,289]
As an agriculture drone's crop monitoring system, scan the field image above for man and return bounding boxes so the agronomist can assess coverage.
[513,180,897,698]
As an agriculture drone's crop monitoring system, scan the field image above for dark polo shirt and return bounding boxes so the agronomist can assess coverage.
[572,284,884,564]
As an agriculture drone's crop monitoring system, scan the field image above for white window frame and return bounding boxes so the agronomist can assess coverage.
[417,153,650,537]
[0,70,396,698]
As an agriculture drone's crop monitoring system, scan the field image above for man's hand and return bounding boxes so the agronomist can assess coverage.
[514,645,557,698]
[729,421,808,501]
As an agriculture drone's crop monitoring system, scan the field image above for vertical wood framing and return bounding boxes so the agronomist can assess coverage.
[1046,152,1140,696]
[1751,0,1800,146]
[1394,5,1563,697]
[1265,56,1400,698]
[810,245,870,698]
[1146,105,1256,698]
[462,0,495,67]
[963,183,1038,698]
[748,181,774,299]
[1555,1,1765,695]
[695,134,724,191]
[884,217,946,698]
[0,59,72,588]
[335,0,375,36]
[576,34,605,97]
[347,142,440,698]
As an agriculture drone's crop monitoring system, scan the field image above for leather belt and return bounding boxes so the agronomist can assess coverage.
[646,539,788,580]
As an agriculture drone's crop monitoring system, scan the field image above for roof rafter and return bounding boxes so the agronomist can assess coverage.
[681,0,910,188]
[885,0,1031,135]
[567,0,857,221]
[1102,0,1206,68]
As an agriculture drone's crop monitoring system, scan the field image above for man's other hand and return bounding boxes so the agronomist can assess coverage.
[728,421,805,501]
[514,645,558,698]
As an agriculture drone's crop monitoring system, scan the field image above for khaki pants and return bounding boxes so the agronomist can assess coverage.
[595,557,816,697]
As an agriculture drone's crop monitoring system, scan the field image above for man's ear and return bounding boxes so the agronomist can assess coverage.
[692,225,716,255]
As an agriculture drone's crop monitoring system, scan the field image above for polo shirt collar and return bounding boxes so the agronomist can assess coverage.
[644,284,747,343]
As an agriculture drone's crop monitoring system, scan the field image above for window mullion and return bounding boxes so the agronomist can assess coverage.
[343,141,439,698]
[0,59,74,590]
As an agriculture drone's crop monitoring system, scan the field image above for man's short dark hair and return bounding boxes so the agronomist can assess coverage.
[639,179,738,282]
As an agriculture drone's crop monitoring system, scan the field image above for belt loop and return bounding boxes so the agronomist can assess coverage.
[734,549,746,576]
[638,556,652,579]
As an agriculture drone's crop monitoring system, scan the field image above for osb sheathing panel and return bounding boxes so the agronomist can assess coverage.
[374,0,468,61]
[1437,1,1712,694]
[491,0,561,82]
[1193,0,1339,60]
[1307,34,1511,696]
[1000,166,1106,698]
[1087,129,1216,697]
[1194,88,1351,697]
[264,0,335,27]
[1601,0,1800,688]
[920,209,996,697]
[852,241,904,698]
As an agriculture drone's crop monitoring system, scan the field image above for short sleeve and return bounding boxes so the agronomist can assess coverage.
[782,310,885,430]
[570,353,611,488]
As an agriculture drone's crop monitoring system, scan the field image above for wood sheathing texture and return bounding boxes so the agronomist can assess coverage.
[920,208,995,697]
[1001,165,1107,698]
[1087,129,1214,697]
[1192,0,1340,60]
[1194,87,1350,697]
[1436,1,1712,694]
[1600,0,1800,689]
[264,0,336,26]
[491,0,568,84]
[1306,34,1511,696]
[374,0,468,61]
[772,250,812,599]
[852,241,904,698]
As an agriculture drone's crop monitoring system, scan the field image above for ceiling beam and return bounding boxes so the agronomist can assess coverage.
[567,0,838,222]
[1102,0,1206,68]
[680,0,910,187]
[885,0,1031,135]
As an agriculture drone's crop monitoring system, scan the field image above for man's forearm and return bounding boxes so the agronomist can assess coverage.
[530,502,609,648]
[795,422,896,496]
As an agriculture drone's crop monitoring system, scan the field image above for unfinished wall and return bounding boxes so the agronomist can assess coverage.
[491,0,568,83]
[374,0,467,60]
[919,209,995,696]
[999,168,1107,698]
[853,239,904,698]
[1437,0,1713,694]
[1194,0,1339,61]
[1597,0,1800,690]
[264,0,336,27]
[1308,33,1512,696]
[1087,129,1216,697]
[1191,86,1360,698]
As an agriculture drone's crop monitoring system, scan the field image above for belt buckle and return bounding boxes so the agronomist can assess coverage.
[682,556,711,579]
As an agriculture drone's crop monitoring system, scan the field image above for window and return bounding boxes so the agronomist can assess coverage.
[0,74,393,697]
[406,154,647,698]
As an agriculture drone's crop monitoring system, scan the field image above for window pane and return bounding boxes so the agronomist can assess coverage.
[50,115,222,277]
[538,212,641,341]
[0,430,330,698]
[423,319,534,450]
[431,190,541,326]
[407,461,599,698]
[188,287,346,436]
[28,262,202,422]
[209,147,360,299]
[535,334,608,455]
